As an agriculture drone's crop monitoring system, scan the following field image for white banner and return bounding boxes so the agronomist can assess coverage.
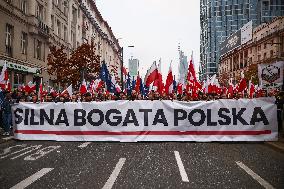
[241,20,252,44]
[258,61,284,88]
[12,98,278,142]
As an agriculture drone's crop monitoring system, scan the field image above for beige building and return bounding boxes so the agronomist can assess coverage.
[218,16,284,83]
[0,0,122,89]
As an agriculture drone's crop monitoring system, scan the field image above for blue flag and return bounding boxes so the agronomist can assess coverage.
[126,73,132,96]
[100,62,116,93]
[100,62,109,82]
[132,76,136,90]
[139,77,146,96]
[173,78,177,93]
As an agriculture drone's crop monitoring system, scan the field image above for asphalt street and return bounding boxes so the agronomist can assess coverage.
[0,140,283,189]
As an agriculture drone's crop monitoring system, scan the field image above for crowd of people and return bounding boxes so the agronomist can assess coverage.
[0,86,282,103]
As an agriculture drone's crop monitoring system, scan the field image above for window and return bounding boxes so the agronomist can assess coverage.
[51,15,54,30]
[57,0,62,10]
[264,53,267,59]
[63,1,68,15]
[64,25,67,41]
[258,45,261,51]
[71,30,76,48]
[14,72,25,88]
[21,32,27,54]
[6,0,12,4]
[258,55,261,61]
[72,7,77,23]
[36,40,42,60]
[264,43,266,49]
[36,3,44,21]
[270,50,273,57]
[21,0,27,14]
[5,24,13,56]
[57,20,61,37]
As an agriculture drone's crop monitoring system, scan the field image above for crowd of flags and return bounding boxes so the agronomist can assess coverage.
[0,53,269,101]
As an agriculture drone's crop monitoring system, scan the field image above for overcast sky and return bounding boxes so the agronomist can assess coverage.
[96,0,200,80]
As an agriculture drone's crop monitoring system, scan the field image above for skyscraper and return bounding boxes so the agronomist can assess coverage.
[178,46,188,83]
[199,0,284,81]
[128,58,139,78]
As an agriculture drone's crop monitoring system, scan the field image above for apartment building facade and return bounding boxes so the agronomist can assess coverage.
[218,16,284,83]
[0,0,122,89]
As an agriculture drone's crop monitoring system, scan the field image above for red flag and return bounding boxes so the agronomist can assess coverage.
[80,79,87,94]
[135,74,141,93]
[238,78,247,92]
[177,83,183,95]
[165,64,173,95]
[39,78,43,102]
[122,67,127,76]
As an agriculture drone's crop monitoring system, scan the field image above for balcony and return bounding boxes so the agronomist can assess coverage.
[27,17,49,38]
[38,20,49,37]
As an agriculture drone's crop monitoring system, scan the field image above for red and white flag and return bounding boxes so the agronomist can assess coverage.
[5,79,11,91]
[135,73,141,93]
[238,71,247,92]
[165,63,173,95]
[144,61,158,87]
[38,78,43,102]
[248,80,255,98]
[227,78,234,97]
[0,62,8,84]
[24,81,36,93]
[61,84,72,96]
[187,52,197,82]
[80,79,87,94]
[153,59,164,94]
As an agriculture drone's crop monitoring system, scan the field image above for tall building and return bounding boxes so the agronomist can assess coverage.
[178,45,188,82]
[0,0,122,89]
[199,0,284,81]
[128,57,139,78]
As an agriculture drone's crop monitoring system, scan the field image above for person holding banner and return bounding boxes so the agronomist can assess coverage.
[1,93,13,136]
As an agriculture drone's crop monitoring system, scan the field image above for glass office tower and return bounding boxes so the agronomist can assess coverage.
[199,0,284,81]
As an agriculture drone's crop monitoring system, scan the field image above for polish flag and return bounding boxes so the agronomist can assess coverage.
[5,79,11,91]
[39,78,43,100]
[153,59,164,94]
[24,81,36,93]
[165,63,173,95]
[115,83,121,93]
[187,52,197,82]
[122,67,128,76]
[135,73,141,93]
[177,83,183,95]
[238,71,247,92]
[177,77,185,95]
[248,80,255,98]
[0,62,8,84]
[227,78,234,97]
[80,79,87,94]
[144,61,158,87]
[61,84,72,96]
